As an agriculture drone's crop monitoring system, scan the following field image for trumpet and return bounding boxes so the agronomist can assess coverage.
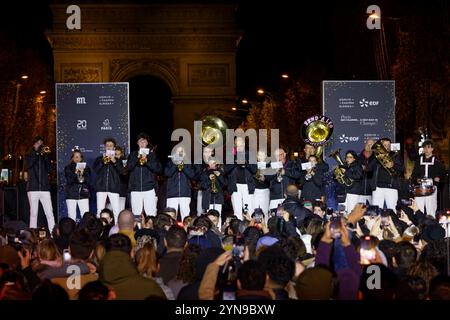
[329,148,353,186]
[76,169,85,183]
[177,161,184,172]
[210,173,219,194]
[40,145,51,155]
[276,169,283,183]
[138,154,147,166]
[102,156,111,165]
[254,169,265,182]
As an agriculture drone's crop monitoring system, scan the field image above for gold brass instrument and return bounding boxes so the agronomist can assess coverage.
[300,115,334,162]
[329,148,353,186]
[199,116,228,146]
[371,140,394,176]
[138,154,147,166]
[276,168,283,183]
[254,168,265,182]
[102,156,111,165]
[177,161,184,172]
[40,145,51,155]
[76,169,85,183]
[210,173,219,194]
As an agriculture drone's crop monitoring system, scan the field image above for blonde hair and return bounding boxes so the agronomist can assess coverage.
[135,243,158,277]
[37,239,62,262]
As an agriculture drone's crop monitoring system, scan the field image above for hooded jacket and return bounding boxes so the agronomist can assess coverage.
[99,250,166,300]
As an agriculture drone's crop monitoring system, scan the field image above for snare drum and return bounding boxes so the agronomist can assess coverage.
[414,178,436,197]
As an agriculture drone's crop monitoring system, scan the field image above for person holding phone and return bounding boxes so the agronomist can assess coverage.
[64,149,91,222]
[94,137,124,222]
[127,132,162,217]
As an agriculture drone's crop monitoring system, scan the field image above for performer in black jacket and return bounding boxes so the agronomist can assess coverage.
[411,140,445,215]
[341,150,364,213]
[94,137,124,221]
[25,136,55,231]
[64,149,91,222]
[367,138,405,210]
[358,138,375,205]
[195,146,214,214]
[253,150,271,217]
[225,137,257,219]
[299,155,324,203]
[127,132,162,217]
[165,146,196,220]
[267,148,301,209]
[200,158,226,216]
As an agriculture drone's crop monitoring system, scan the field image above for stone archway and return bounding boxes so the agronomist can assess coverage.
[46,3,240,131]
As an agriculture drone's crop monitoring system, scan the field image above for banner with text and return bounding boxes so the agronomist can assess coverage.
[322,80,395,164]
[56,83,129,219]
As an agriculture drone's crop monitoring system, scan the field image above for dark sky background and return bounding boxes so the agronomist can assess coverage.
[0,0,391,97]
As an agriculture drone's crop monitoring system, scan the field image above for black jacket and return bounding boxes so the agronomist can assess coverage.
[165,162,196,198]
[282,196,312,228]
[358,150,375,195]
[411,155,444,185]
[25,151,51,192]
[93,156,124,193]
[267,160,301,200]
[118,157,129,197]
[225,163,257,194]
[367,152,404,190]
[343,161,364,195]
[64,162,91,200]
[200,166,226,211]
[127,151,162,192]
[299,167,323,202]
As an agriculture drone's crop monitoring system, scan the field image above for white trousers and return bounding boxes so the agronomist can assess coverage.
[167,197,191,220]
[253,188,270,216]
[97,192,121,222]
[197,190,203,214]
[231,184,254,219]
[269,198,285,210]
[131,189,157,217]
[372,187,398,210]
[28,191,55,232]
[359,195,372,205]
[344,193,360,214]
[66,199,89,222]
[415,188,438,216]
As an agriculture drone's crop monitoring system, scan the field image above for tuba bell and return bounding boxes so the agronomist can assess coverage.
[300,115,334,162]
[371,140,395,176]
[199,116,228,146]
[329,148,353,186]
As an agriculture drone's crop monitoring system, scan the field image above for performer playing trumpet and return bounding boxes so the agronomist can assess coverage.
[165,146,196,220]
[94,137,123,221]
[127,132,162,217]
[225,137,257,219]
[25,136,55,232]
[200,157,226,217]
[64,149,91,221]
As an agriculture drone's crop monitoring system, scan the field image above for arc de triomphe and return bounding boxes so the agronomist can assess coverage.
[46,4,240,132]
